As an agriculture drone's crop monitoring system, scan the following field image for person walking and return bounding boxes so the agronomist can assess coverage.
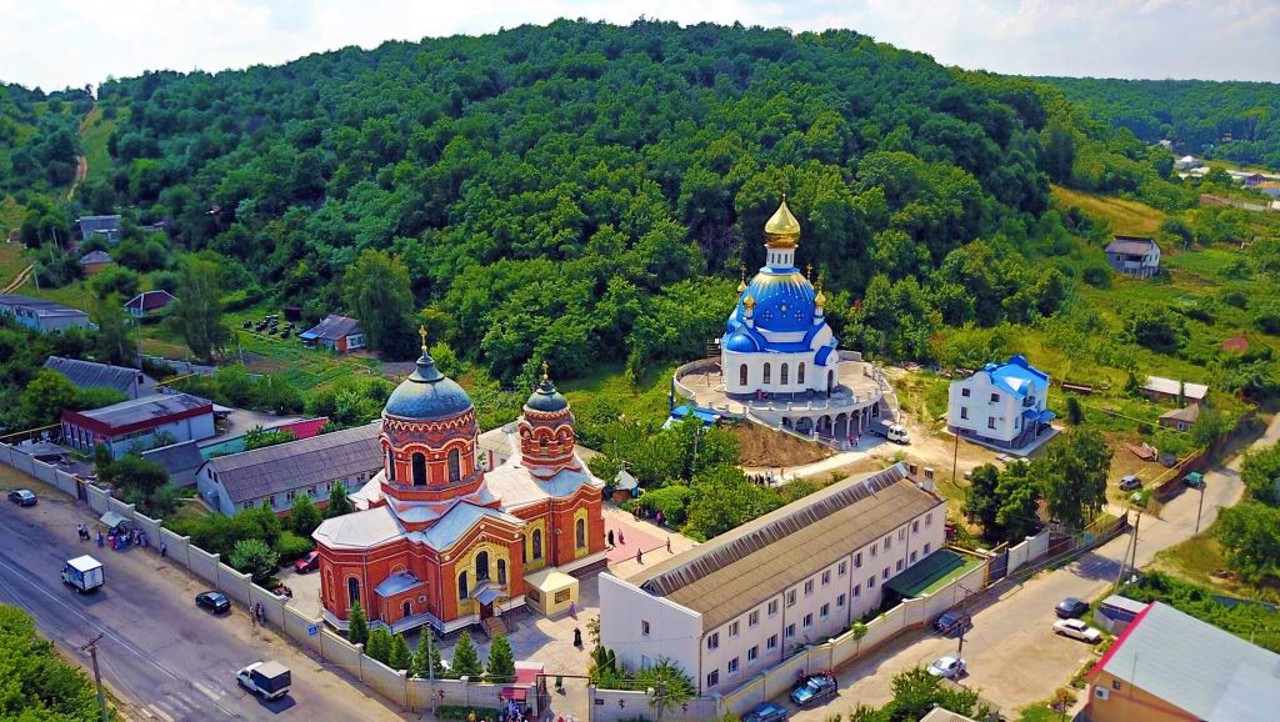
[618,530,625,545]
[607,529,615,547]
[666,536,672,553]
[160,542,167,558]
[636,548,643,564]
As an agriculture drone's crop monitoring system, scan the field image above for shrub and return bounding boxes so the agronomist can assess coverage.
[436,706,501,721]
[275,530,313,563]
[1082,264,1112,288]
[635,484,693,526]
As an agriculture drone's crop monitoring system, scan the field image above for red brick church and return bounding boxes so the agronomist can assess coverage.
[313,334,606,634]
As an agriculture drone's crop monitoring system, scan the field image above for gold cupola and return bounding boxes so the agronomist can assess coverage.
[764,195,801,249]
[737,265,748,293]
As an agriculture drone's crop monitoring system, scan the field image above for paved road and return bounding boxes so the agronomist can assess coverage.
[0,484,410,722]
[790,414,1278,719]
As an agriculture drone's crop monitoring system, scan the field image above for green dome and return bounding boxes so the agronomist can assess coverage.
[384,351,473,420]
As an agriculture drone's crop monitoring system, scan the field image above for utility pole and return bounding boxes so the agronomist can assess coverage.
[1194,482,1207,535]
[950,425,960,485]
[81,633,108,722]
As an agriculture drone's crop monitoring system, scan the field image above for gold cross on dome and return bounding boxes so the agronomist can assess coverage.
[806,263,813,280]
[419,325,428,351]
[542,361,550,381]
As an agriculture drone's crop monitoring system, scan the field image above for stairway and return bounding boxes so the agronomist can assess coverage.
[482,615,506,639]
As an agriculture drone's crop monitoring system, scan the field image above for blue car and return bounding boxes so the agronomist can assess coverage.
[742,701,789,722]
[790,672,837,707]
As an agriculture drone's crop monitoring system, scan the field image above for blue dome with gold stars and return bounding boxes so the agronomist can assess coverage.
[733,269,817,334]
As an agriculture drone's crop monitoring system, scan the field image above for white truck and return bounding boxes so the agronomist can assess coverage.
[236,661,291,700]
[61,555,104,593]
[868,418,910,444]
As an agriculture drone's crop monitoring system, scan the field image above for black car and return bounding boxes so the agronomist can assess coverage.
[1118,475,1142,491]
[790,672,838,707]
[7,489,37,507]
[196,590,231,614]
[934,608,972,637]
[1055,597,1090,619]
[742,701,789,722]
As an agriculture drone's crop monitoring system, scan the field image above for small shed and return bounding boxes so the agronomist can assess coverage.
[611,469,638,503]
[79,250,114,275]
[1159,405,1201,432]
[1093,595,1149,635]
[524,568,578,617]
[124,290,177,318]
[300,314,364,353]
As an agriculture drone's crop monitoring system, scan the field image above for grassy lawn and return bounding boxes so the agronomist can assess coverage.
[79,104,121,185]
[0,239,28,282]
[560,361,675,424]
[1051,184,1165,236]
[1017,704,1064,722]
[1,196,30,239]
[1153,521,1280,604]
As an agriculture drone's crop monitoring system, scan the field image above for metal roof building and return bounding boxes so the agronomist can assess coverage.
[195,422,382,515]
[1086,601,1280,722]
[141,440,206,488]
[61,392,216,459]
[44,356,156,399]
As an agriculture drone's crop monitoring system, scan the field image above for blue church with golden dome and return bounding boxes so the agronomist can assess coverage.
[722,198,841,399]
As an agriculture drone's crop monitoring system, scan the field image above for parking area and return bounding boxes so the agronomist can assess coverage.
[277,563,324,619]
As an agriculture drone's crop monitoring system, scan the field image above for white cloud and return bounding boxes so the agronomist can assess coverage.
[0,0,1276,91]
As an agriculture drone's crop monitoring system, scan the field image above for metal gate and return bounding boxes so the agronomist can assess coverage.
[986,543,1009,585]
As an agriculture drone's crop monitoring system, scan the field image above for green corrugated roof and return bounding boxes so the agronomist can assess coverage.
[884,548,970,598]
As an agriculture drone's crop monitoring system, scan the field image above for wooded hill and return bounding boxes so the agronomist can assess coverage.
[0,20,1224,382]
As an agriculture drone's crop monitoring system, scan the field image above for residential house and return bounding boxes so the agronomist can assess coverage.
[1104,236,1161,278]
[920,709,979,722]
[195,422,382,515]
[78,250,114,275]
[0,294,94,333]
[43,356,156,399]
[76,215,122,245]
[1173,155,1200,171]
[61,392,215,459]
[124,290,177,319]
[141,440,205,488]
[1142,376,1209,406]
[947,355,1054,450]
[600,463,945,695]
[300,314,364,353]
[1158,405,1200,432]
[1085,601,1280,722]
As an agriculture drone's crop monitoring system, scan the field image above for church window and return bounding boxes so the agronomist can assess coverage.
[738,364,748,386]
[827,370,834,392]
[532,530,543,560]
[347,578,360,606]
[447,448,461,483]
[576,518,586,549]
[798,362,805,385]
[476,551,490,581]
[412,453,426,486]
[497,559,507,585]
[763,363,771,385]
[458,571,469,600]
[402,601,412,619]
[386,449,395,481]
[539,436,549,457]
[780,363,789,385]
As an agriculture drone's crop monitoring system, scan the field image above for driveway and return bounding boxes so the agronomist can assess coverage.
[0,475,411,722]
[790,414,1277,719]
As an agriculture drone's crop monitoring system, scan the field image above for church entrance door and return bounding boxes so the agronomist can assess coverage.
[479,601,493,620]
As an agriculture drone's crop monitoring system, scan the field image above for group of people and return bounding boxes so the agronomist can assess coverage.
[77,523,150,550]
[496,698,532,721]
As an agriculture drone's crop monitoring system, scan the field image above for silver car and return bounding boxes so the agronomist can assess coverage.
[1053,618,1102,643]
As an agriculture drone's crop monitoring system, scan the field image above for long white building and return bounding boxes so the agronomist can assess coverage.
[599,463,945,694]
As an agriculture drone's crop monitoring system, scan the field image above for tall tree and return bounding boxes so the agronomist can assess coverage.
[632,658,694,720]
[449,631,483,678]
[327,481,354,517]
[172,254,229,361]
[485,633,516,682]
[388,633,411,671]
[963,463,1002,536]
[18,369,78,429]
[343,249,416,359]
[412,635,445,678]
[1037,429,1112,531]
[289,494,324,537]
[994,461,1044,541]
[347,600,369,645]
[1216,502,1280,582]
[94,294,134,367]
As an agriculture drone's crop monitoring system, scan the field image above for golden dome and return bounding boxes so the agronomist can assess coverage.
[764,196,801,249]
[815,274,827,307]
[737,265,747,293]
[743,294,756,310]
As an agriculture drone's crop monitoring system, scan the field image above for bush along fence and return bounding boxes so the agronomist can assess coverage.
[0,443,537,716]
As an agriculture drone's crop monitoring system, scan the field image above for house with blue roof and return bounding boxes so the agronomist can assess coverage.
[947,355,1055,450]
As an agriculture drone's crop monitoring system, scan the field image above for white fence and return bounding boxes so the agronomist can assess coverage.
[0,443,537,716]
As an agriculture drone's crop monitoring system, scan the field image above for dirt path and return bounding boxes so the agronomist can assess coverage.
[65,154,88,201]
[1,262,34,294]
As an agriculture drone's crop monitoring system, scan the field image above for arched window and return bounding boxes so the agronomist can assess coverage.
[738,364,748,386]
[763,363,771,385]
[347,578,360,606]
[447,448,461,483]
[780,363,789,385]
[411,452,426,486]
[458,571,469,600]
[386,449,396,481]
[532,529,543,560]
[798,362,806,385]
[539,436,549,457]
[497,559,507,586]
[827,370,834,393]
[476,551,490,581]
[402,601,412,619]
[575,518,586,549]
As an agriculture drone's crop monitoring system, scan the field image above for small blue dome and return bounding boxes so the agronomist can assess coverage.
[526,378,569,413]
[724,333,759,353]
[384,351,473,420]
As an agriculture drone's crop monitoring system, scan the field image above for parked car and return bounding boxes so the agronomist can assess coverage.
[236,661,291,700]
[790,672,838,707]
[742,701,790,722]
[1184,472,1204,488]
[934,608,972,637]
[927,656,966,679]
[1118,475,1142,491]
[1053,618,1102,643]
[293,550,321,573]
[7,489,37,506]
[1055,597,1090,619]
[196,590,231,614]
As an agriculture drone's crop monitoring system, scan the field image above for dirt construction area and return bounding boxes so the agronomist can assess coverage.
[733,421,834,467]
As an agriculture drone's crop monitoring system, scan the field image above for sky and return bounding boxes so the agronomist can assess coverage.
[1,0,1278,92]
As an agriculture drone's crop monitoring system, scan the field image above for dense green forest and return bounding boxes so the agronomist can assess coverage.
[0,20,1221,383]
[1042,77,1280,168]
